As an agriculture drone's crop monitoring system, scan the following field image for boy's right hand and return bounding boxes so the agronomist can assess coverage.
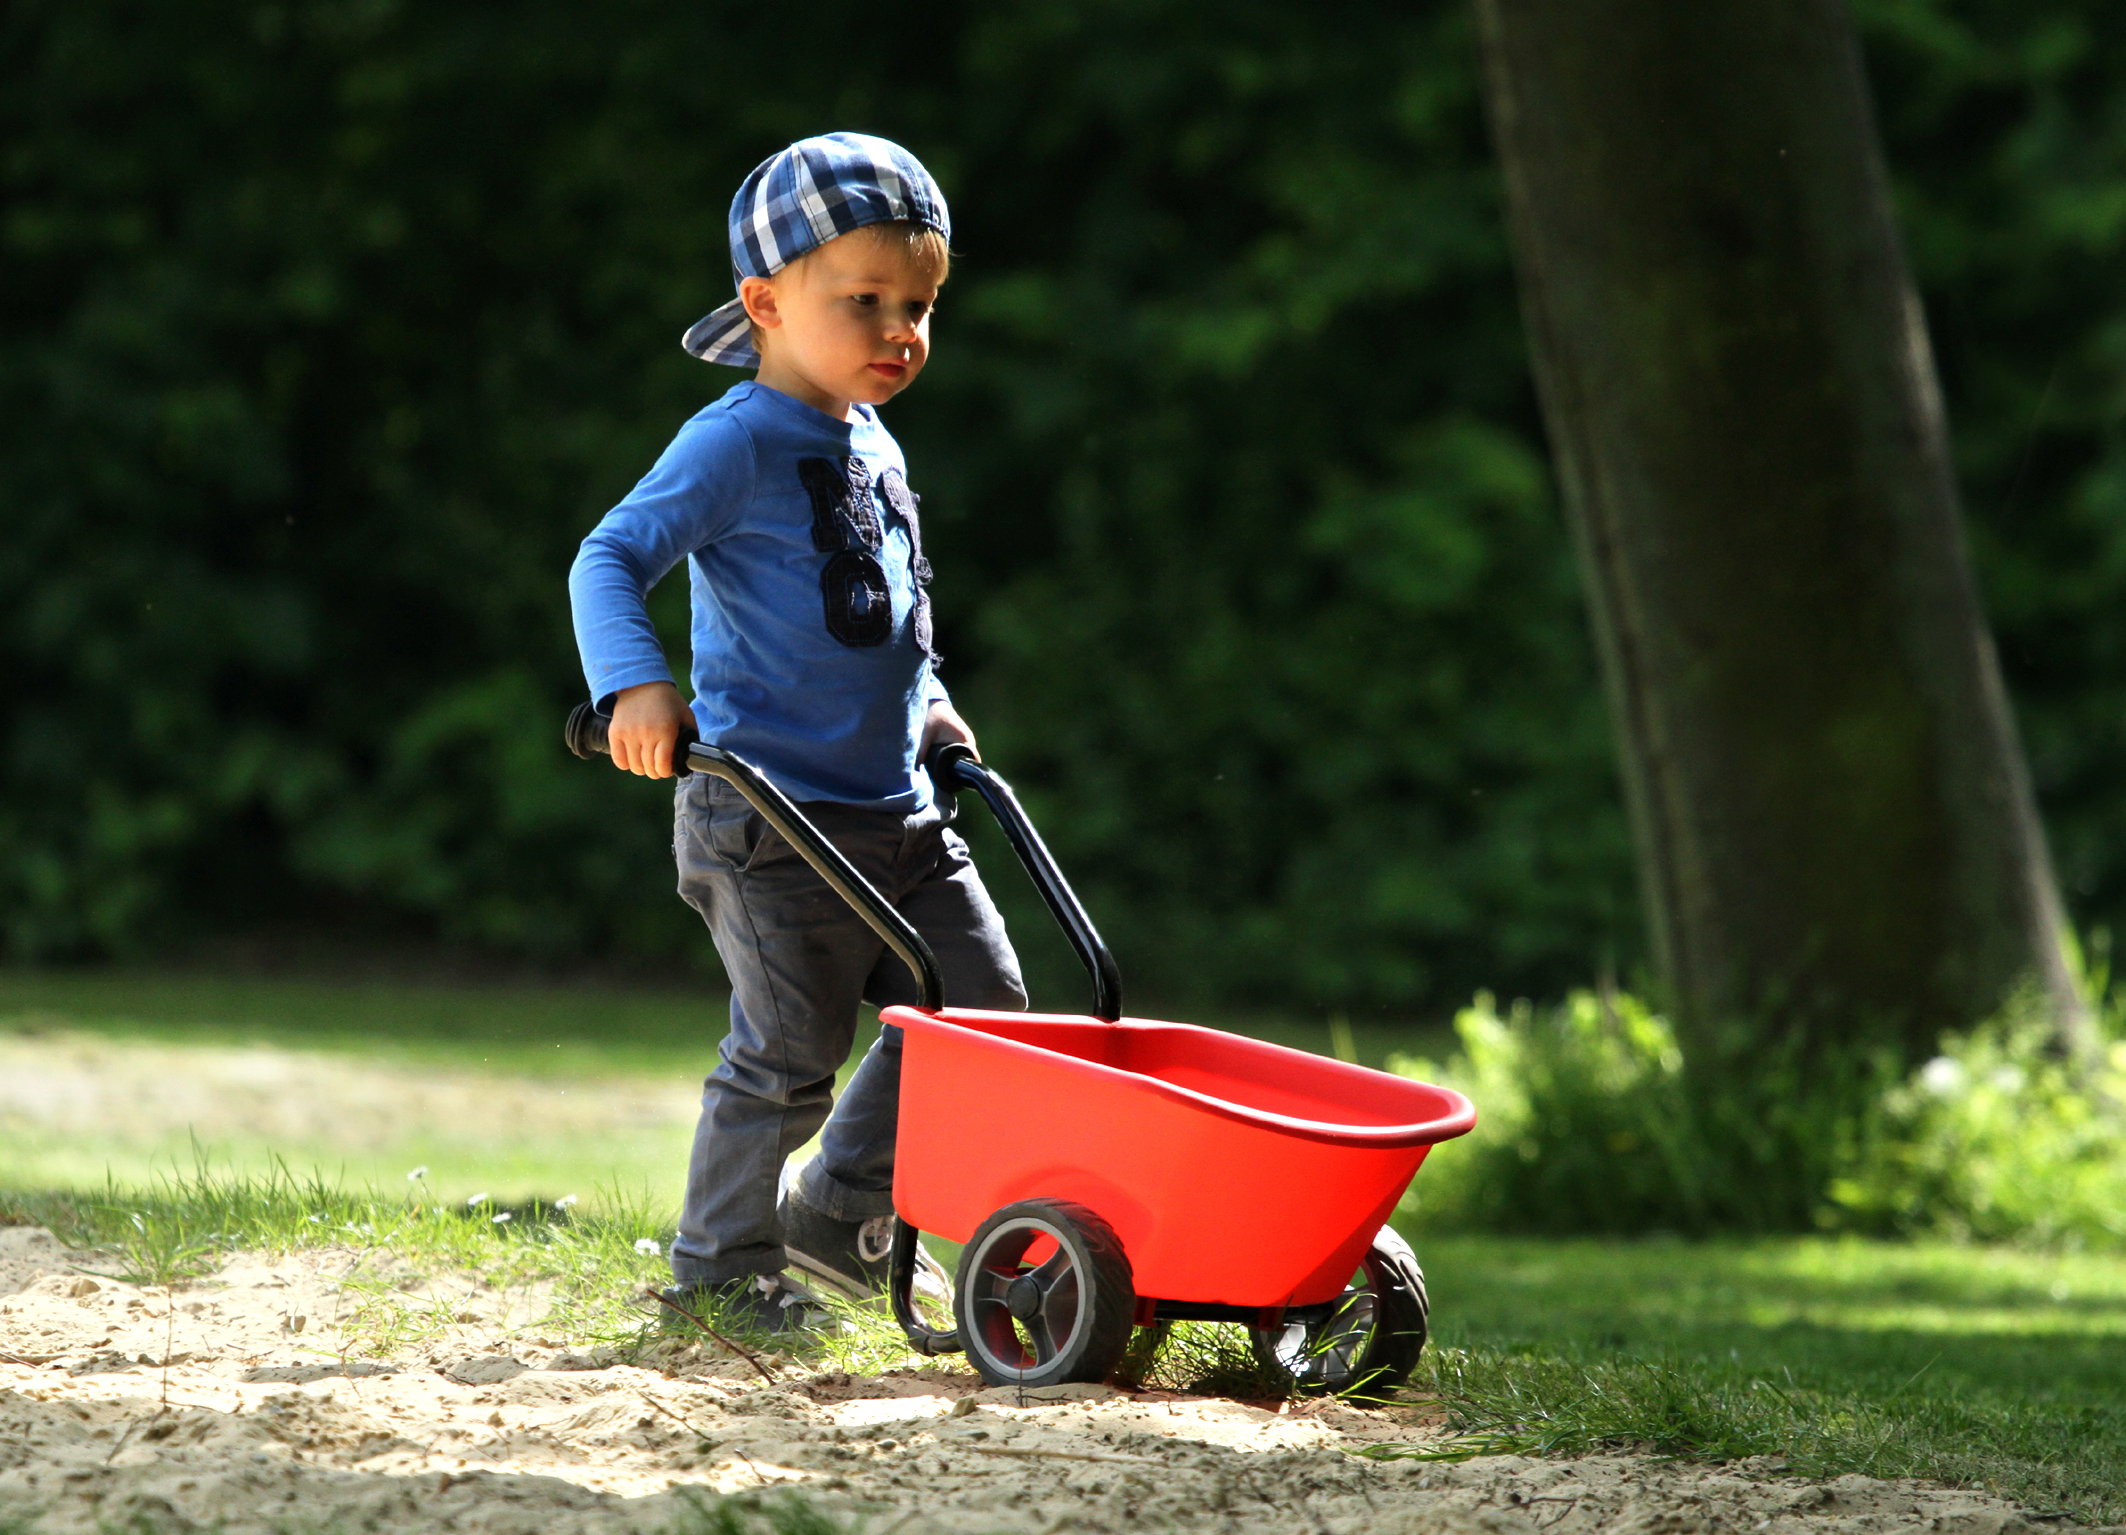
[608,681,693,779]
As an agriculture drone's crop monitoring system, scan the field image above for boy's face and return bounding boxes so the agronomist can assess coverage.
[741,229,940,420]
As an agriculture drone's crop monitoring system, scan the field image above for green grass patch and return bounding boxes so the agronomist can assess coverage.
[7,968,2122,1519]
[1,1157,947,1380]
[0,968,732,1077]
[0,969,783,1207]
[0,967,1441,1208]
[13,1161,2122,1520]
[1407,1232,2126,1523]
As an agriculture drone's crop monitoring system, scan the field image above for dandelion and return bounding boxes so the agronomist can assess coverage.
[407,1166,428,1182]
[634,1238,663,1257]
[466,1192,489,1208]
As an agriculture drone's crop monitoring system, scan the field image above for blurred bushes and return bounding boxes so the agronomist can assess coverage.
[3,0,2124,1018]
[1399,984,2126,1245]
[1829,1001,2126,1245]
[1393,990,1897,1234]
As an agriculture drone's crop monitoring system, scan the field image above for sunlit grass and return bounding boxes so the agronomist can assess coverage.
[0,968,729,1075]
[1406,1231,2126,1523]
[8,969,2125,1520]
[1,1156,960,1381]
[0,970,745,1207]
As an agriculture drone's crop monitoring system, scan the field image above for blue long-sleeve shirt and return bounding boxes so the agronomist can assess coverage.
[570,381,946,811]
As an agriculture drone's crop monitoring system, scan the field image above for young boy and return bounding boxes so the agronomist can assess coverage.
[569,133,1027,1331]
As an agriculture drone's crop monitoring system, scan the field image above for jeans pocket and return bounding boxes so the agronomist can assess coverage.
[703,781,788,872]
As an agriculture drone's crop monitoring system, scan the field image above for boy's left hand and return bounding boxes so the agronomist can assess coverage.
[921,699,979,761]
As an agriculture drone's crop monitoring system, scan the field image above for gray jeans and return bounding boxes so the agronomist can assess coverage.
[670,773,1026,1286]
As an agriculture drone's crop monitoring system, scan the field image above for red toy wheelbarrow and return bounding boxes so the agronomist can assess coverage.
[568,708,1475,1392]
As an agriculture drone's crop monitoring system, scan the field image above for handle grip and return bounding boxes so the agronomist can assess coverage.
[565,701,698,776]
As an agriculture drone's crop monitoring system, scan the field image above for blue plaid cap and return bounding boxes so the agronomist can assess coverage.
[682,132,951,369]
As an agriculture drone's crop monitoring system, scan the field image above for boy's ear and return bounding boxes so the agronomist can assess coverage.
[739,275,782,330]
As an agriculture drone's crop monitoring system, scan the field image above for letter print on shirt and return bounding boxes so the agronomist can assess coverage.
[799,456,892,647]
[878,467,939,664]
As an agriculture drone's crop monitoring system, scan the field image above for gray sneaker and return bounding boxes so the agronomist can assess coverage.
[779,1191,952,1308]
[657,1272,826,1336]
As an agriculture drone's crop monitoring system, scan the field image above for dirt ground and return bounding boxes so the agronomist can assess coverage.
[0,1226,2096,1535]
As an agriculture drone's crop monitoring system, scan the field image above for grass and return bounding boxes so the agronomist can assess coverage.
[13,1162,2122,1521]
[0,1156,946,1382]
[0,968,751,1206]
[0,968,731,1076]
[0,966,1443,1207]
[5,968,2123,1521]
[1408,1233,2126,1523]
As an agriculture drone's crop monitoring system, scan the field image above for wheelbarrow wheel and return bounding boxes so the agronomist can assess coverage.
[1249,1226,1428,1396]
[954,1200,1136,1387]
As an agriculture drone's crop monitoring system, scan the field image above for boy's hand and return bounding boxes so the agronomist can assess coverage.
[609,681,693,778]
[921,699,979,762]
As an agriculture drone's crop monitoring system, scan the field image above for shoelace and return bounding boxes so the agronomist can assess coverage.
[754,1275,811,1311]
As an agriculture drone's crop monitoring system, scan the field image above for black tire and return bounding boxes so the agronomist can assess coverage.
[1249,1226,1429,1396]
[953,1199,1136,1387]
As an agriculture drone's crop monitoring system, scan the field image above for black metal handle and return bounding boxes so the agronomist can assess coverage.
[926,742,1123,1022]
[566,703,945,1010]
[888,1218,960,1355]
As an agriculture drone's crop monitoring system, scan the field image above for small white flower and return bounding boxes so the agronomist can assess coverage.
[307,1214,323,1225]
[466,1192,489,1208]
[1918,1056,1965,1098]
[406,1166,428,1182]
[491,1212,513,1225]
[555,1195,579,1210]
[634,1238,663,1257]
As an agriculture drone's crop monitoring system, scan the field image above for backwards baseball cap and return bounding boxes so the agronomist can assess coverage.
[681,132,952,369]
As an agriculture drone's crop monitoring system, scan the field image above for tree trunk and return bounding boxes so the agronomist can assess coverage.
[1471,0,2087,1062]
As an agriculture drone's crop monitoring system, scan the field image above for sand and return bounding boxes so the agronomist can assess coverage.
[0,1225,2098,1535]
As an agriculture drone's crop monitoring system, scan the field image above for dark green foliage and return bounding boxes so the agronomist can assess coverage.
[1857,0,2126,932]
[2,0,2122,1017]
[1397,985,2126,1245]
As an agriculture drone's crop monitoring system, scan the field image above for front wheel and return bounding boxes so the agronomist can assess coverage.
[1249,1226,1428,1396]
[954,1199,1136,1387]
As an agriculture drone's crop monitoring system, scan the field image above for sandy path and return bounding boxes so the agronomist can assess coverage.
[0,1228,2094,1535]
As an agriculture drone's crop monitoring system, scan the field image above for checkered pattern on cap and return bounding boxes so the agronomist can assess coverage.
[681,133,951,369]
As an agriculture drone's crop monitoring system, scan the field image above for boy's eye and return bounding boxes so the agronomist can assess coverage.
[851,293,878,307]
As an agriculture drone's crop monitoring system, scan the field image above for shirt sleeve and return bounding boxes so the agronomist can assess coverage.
[923,667,950,708]
[569,412,756,710]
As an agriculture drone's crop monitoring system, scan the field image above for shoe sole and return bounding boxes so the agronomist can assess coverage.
[784,1245,954,1310]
